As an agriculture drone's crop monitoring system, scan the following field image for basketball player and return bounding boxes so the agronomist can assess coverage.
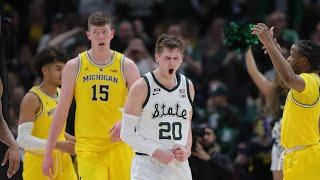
[16,48,77,180]
[120,34,195,180]
[0,79,20,178]
[253,23,320,180]
[42,12,140,180]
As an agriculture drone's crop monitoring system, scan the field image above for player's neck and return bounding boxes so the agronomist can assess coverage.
[153,69,177,89]
[89,48,113,65]
[39,82,58,98]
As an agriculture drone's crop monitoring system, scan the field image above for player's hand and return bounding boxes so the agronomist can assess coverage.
[2,144,20,178]
[56,141,75,155]
[109,121,121,142]
[173,145,190,162]
[152,149,175,164]
[252,23,274,46]
[42,153,54,178]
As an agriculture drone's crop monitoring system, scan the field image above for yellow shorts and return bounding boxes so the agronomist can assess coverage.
[23,151,77,180]
[77,142,134,180]
[283,144,320,180]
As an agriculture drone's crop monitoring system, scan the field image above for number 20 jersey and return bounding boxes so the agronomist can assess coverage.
[138,72,193,152]
[74,50,127,152]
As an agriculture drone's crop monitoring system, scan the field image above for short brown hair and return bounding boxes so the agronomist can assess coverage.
[155,34,185,54]
[88,12,112,30]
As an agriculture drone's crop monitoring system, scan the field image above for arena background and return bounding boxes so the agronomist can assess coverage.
[1,0,320,179]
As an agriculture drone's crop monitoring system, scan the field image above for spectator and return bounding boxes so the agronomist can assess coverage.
[189,124,233,180]
[124,38,156,74]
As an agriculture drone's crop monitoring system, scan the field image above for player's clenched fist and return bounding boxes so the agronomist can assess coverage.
[152,149,175,164]
[173,145,190,162]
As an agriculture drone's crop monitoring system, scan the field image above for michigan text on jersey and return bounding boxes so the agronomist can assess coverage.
[82,74,118,83]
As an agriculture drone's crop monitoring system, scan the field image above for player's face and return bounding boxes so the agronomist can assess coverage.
[155,48,183,77]
[86,24,114,50]
[44,62,65,86]
[287,44,306,73]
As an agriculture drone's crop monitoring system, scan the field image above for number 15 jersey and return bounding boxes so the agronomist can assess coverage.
[74,50,127,152]
[137,72,193,152]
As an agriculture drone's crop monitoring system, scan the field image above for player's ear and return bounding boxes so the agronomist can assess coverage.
[109,29,115,40]
[155,53,160,63]
[86,31,91,40]
[42,65,48,77]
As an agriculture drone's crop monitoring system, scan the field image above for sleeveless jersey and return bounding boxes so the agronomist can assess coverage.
[281,73,320,148]
[29,86,65,142]
[74,50,127,152]
[137,72,193,152]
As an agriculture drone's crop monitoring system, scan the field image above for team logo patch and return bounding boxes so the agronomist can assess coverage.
[179,88,186,98]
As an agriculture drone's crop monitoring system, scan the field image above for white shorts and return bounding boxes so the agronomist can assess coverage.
[270,143,284,171]
[131,154,192,180]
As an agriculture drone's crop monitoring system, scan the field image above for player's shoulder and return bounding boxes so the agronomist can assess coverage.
[133,77,148,90]
[122,56,138,71]
[22,91,41,107]
[66,56,79,68]
[61,57,80,76]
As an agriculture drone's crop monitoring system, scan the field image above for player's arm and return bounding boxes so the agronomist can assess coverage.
[17,92,46,150]
[17,92,74,154]
[174,79,195,161]
[245,48,273,97]
[252,23,305,92]
[120,78,175,164]
[44,58,78,155]
[0,79,20,178]
[0,80,18,148]
[123,57,141,88]
[109,57,140,142]
[120,78,155,154]
[186,79,195,153]
[43,58,78,176]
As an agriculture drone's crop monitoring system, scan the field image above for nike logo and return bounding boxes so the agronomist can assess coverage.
[153,92,160,95]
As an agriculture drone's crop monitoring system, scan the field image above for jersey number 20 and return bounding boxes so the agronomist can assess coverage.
[159,122,182,140]
[91,84,109,101]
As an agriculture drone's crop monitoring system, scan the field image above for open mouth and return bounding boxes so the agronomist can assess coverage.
[169,69,174,74]
[98,43,105,46]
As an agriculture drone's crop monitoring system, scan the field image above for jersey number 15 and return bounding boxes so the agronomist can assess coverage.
[91,84,109,101]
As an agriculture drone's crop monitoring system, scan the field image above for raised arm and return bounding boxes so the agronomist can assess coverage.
[252,23,305,92]
[245,48,273,97]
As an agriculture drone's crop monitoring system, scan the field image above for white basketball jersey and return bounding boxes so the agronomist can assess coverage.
[137,72,193,151]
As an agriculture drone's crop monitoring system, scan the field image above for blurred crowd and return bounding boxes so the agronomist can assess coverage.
[1,0,320,179]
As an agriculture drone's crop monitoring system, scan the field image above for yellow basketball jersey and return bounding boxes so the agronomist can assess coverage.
[281,73,320,148]
[74,50,128,152]
[29,86,65,141]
